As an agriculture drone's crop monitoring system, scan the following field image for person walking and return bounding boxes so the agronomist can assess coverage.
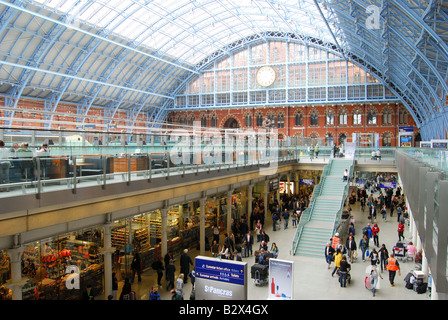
[325,242,335,269]
[130,252,142,284]
[331,248,342,277]
[338,255,350,287]
[151,257,164,287]
[314,143,319,158]
[180,249,193,284]
[282,208,290,229]
[119,278,132,300]
[398,221,405,242]
[378,244,389,273]
[369,248,379,266]
[372,223,380,247]
[369,265,382,297]
[381,205,387,222]
[245,230,254,256]
[166,259,176,291]
[359,234,369,262]
[386,252,401,286]
[345,235,357,263]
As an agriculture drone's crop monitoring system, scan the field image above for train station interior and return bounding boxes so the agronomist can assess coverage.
[0,0,447,302]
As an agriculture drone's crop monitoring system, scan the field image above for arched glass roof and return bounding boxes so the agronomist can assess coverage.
[33,0,338,65]
[0,0,447,140]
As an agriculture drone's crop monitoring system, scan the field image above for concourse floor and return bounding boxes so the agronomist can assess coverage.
[101,189,430,301]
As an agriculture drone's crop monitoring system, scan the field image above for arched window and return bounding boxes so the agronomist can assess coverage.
[245,113,252,127]
[277,112,285,128]
[190,115,196,126]
[399,108,409,124]
[256,112,263,127]
[295,111,303,126]
[382,133,392,147]
[178,115,184,125]
[310,110,318,126]
[326,110,334,125]
[201,115,207,127]
[339,133,347,145]
[382,108,392,125]
[353,109,362,125]
[367,109,376,125]
[339,109,347,125]
[211,114,217,127]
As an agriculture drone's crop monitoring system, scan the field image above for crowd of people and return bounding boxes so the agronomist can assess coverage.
[325,177,424,297]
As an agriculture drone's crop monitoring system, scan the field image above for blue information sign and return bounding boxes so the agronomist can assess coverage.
[195,257,246,286]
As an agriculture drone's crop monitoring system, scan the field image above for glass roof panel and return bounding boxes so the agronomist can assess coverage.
[32,0,337,65]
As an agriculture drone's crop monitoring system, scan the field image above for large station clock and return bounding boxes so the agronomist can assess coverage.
[256,66,276,87]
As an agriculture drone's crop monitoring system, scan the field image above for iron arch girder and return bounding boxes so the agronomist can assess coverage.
[4,17,73,125]
[386,42,444,116]
[386,24,448,100]
[342,0,448,97]
[391,0,448,59]
[44,0,142,125]
[96,48,187,128]
[0,0,197,74]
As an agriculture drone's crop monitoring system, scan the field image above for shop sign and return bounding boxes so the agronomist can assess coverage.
[194,256,247,300]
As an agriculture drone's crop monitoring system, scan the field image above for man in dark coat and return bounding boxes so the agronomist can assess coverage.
[180,249,193,284]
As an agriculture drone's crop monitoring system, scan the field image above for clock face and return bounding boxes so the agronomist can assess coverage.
[256,66,276,87]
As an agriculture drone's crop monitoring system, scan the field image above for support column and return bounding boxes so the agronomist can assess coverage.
[199,196,206,256]
[161,206,169,260]
[102,215,115,299]
[247,183,254,220]
[227,188,233,233]
[294,171,299,195]
[264,180,269,221]
[287,173,291,196]
[6,245,26,300]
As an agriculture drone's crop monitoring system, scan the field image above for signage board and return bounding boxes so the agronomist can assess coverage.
[194,256,247,300]
[268,258,294,300]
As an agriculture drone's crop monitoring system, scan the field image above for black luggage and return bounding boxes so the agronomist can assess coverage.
[251,263,268,280]
[414,282,427,294]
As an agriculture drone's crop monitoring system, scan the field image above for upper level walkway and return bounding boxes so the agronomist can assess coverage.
[0,146,400,249]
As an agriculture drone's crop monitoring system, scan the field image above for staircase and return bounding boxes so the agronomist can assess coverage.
[293,159,353,258]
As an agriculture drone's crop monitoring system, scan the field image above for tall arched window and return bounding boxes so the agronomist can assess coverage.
[339,109,347,125]
[367,109,377,125]
[326,110,334,125]
[310,110,318,126]
[295,111,303,126]
[382,133,392,146]
[353,109,362,125]
[277,112,285,128]
[201,115,207,127]
[399,108,409,124]
[190,115,196,126]
[211,114,217,127]
[256,112,263,127]
[382,108,392,125]
[245,113,252,127]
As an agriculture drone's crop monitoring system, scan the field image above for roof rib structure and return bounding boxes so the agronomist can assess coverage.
[0,0,446,140]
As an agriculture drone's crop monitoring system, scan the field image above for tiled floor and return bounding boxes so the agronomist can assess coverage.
[101,188,430,301]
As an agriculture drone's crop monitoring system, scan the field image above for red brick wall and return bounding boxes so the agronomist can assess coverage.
[167,102,417,147]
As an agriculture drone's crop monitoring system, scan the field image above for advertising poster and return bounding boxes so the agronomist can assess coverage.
[194,256,247,300]
[268,259,294,300]
[345,142,356,159]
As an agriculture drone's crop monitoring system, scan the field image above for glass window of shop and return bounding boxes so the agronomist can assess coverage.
[19,227,104,300]
[111,205,216,283]
[0,250,11,299]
